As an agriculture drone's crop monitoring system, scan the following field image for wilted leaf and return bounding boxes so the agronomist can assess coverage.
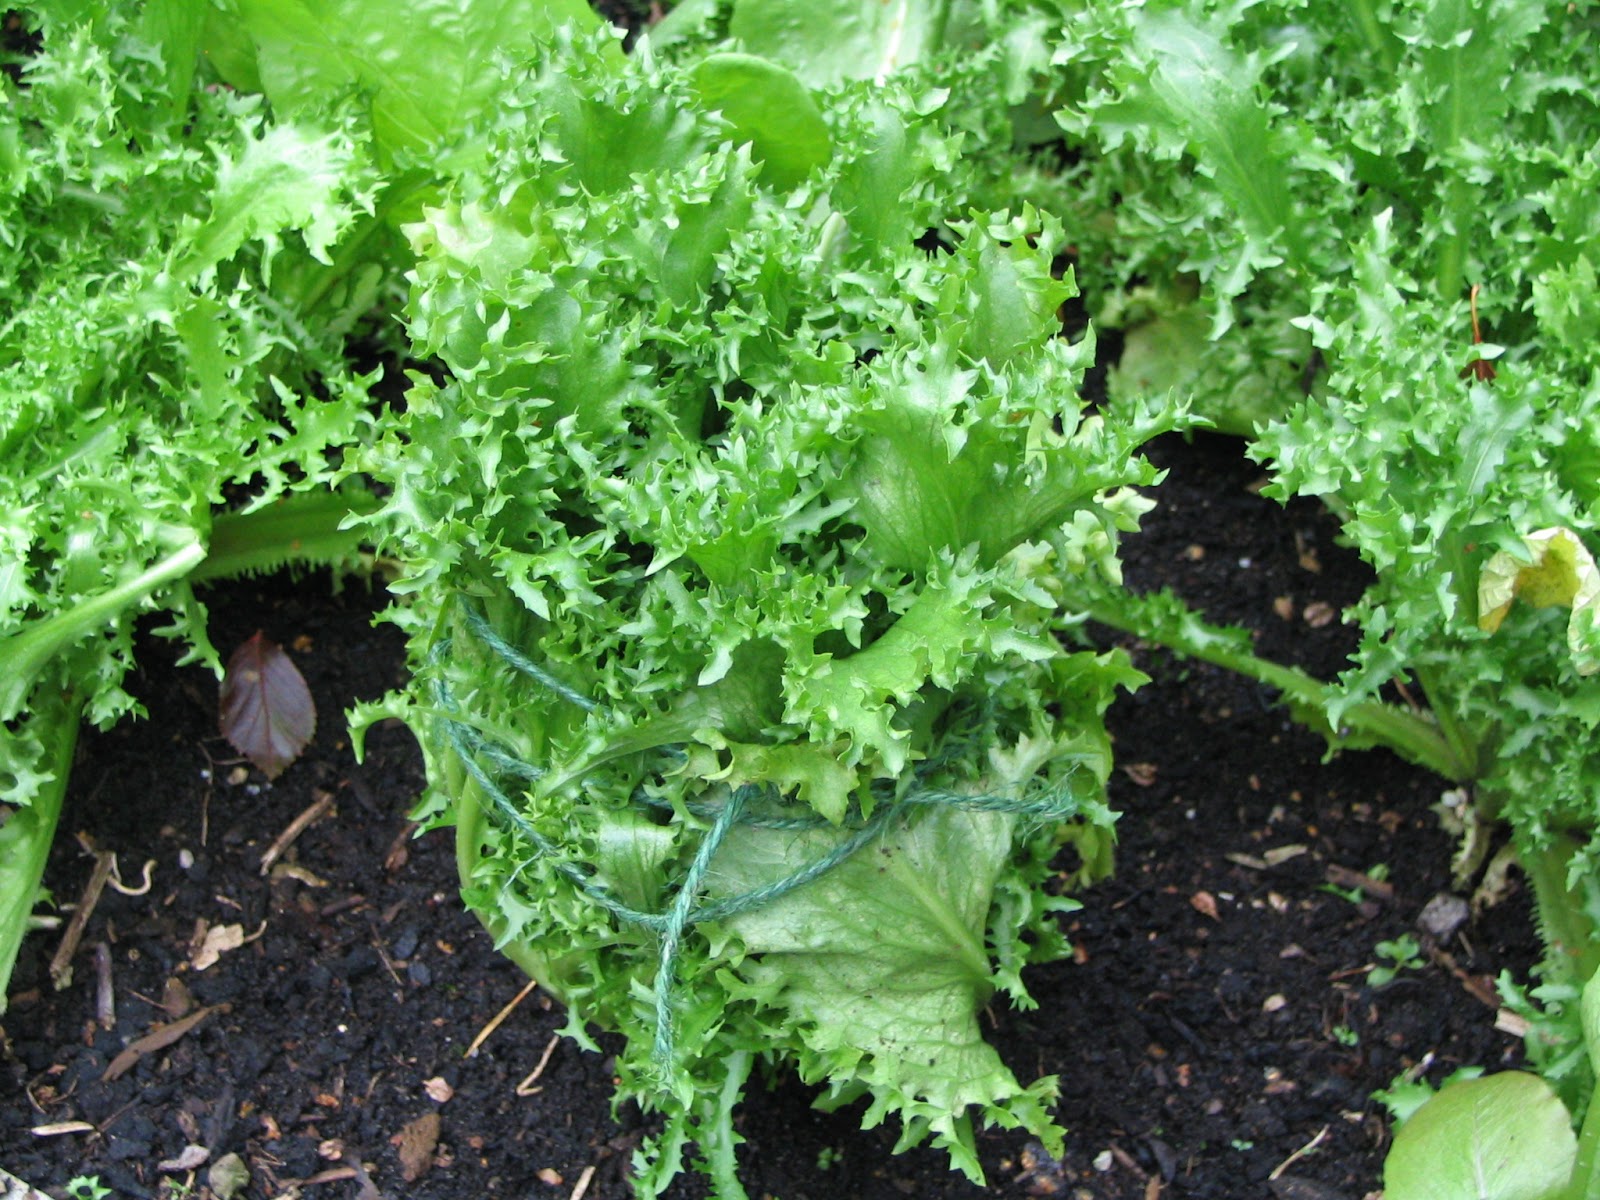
[190,922,246,971]
[1478,526,1600,674]
[220,631,316,778]
[158,1144,211,1172]
[423,1076,454,1103]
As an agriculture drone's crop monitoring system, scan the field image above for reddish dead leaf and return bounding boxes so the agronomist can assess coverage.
[219,632,316,779]
[1189,891,1220,921]
[391,1112,441,1182]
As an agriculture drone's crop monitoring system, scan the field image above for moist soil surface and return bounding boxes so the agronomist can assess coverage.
[1,432,1536,1200]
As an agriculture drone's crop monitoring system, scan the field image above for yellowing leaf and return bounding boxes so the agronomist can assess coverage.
[1478,527,1600,674]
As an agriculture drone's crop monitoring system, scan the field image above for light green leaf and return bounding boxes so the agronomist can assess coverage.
[178,122,371,274]
[1383,1072,1575,1200]
[220,0,613,157]
[712,803,1059,1181]
[688,54,832,192]
[728,0,947,87]
[1087,8,1298,278]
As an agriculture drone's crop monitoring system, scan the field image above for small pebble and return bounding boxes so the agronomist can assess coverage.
[391,926,420,960]
[1418,892,1470,941]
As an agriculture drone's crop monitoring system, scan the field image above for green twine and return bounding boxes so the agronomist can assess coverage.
[439,599,1085,1076]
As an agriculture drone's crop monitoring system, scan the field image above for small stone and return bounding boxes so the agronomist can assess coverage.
[1418,892,1470,941]
[391,926,421,961]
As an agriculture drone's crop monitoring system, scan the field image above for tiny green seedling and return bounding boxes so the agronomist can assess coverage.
[1319,881,1368,906]
[66,1178,112,1200]
[1368,935,1425,988]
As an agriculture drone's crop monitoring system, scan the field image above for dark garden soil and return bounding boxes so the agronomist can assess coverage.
[0,432,1538,1200]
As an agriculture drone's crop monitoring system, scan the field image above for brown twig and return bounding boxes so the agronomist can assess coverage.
[1268,1125,1329,1180]
[466,978,538,1059]
[569,1165,597,1200]
[384,821,418,873]
[1324,863,1395,903]
[50,850,115,990]
[299,1166,358,1186]
[93,943,115,1029]
[258,789,335,875]
[103,1003,229,1081]
[1459,283,1497,382]
[516,1034,563,1096]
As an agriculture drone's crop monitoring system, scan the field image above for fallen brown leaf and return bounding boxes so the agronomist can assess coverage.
[1189,891,1220,921]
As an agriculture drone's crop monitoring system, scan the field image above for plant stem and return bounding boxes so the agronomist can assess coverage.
[0,686,85,1012]
[1411,662,1479,780]
[1080,593,1474,782]
[0,537,207,716]
[1565,1082,1600,1200]
[1521,833,1600,995]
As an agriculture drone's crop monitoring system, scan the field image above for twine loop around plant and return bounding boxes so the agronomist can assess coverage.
[436,600,1088,1076]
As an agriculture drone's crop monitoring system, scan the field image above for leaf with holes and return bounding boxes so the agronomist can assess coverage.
[219,632,316,779]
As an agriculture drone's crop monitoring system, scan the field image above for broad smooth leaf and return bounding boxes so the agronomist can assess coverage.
[218,0,612,159]
[219,632,316,779]
[1383,1072,1576,1200]
[728,0,942,87]
[687,55,832,192]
